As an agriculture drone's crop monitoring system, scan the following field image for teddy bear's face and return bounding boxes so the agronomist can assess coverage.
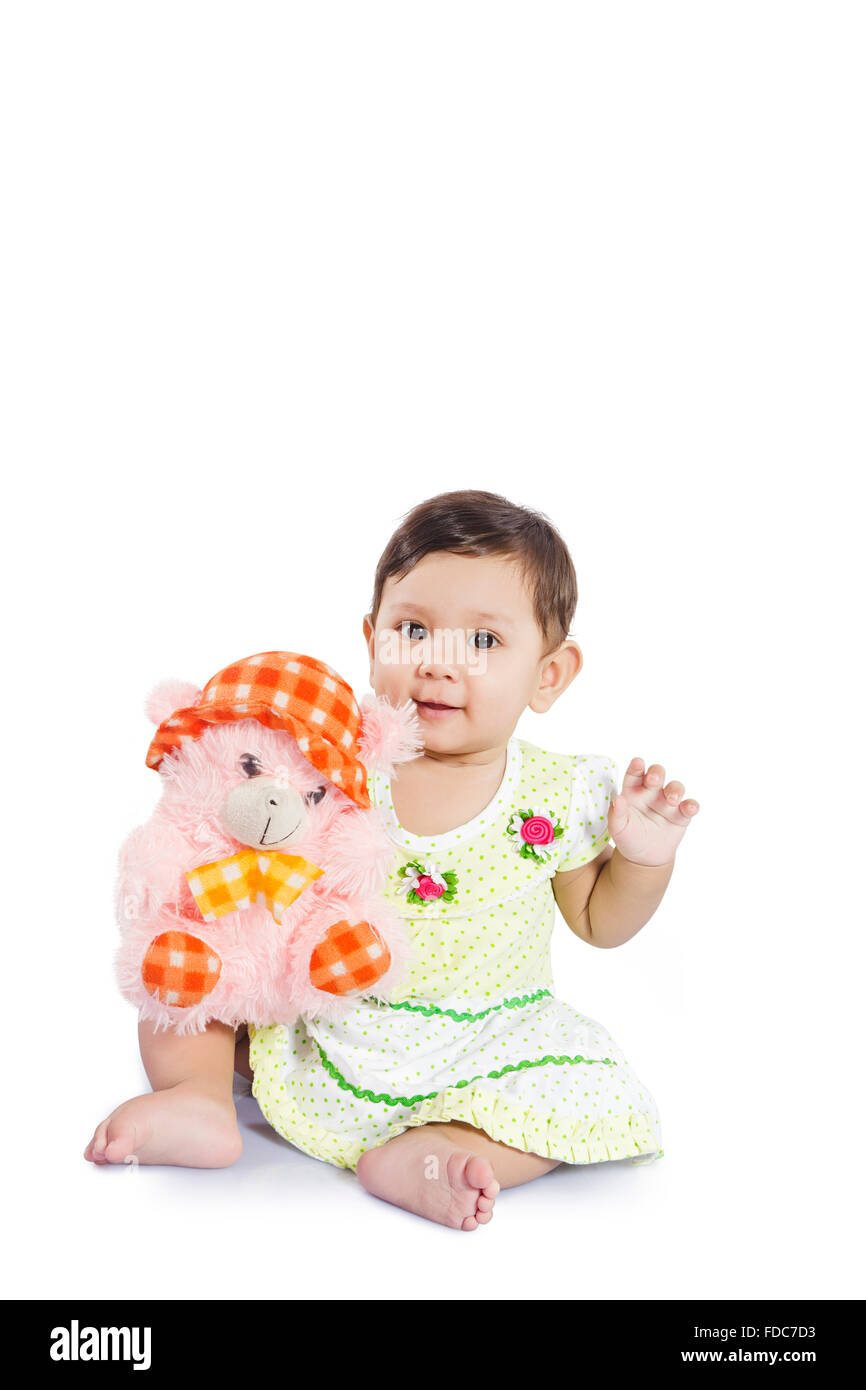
[158,719,339,853]
[222,752,325,849]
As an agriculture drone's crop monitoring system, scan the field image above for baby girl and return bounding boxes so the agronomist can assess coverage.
[85,488,699,1231]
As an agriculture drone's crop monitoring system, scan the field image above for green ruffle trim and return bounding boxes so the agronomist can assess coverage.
[254,1073,662,1174]
[314,1040,615,1108]
[383,987,552,1023]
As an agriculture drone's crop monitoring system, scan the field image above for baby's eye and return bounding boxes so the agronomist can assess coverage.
[239,753,264,778]
[305,785,328,806]
[470,630,500,650]
[397,619,428,642]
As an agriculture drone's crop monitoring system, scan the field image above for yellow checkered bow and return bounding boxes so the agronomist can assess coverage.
[186,850,324,923]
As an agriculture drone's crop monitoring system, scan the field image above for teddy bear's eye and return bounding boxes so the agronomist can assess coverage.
[305,785,328,805]
[240,753,264,778]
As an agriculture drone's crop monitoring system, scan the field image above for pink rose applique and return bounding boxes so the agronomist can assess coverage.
[520,815,555,846]
[506,807,564,861]
[415,874,445,900]
[396,857,459,905]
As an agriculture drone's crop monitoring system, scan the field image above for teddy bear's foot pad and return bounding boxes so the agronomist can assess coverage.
[309,920,391,995]
[141,929,222,1008]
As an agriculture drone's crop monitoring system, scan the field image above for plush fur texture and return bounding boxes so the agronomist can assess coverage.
[116,694,423,1036]
[144,679,202,727]
[358,693,424,777]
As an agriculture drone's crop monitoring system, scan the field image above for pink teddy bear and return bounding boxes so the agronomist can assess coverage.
[115,651,422,1036]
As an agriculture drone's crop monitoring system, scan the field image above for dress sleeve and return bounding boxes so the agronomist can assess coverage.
[555,753,619,872]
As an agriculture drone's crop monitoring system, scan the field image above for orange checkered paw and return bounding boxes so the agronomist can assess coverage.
[141,930,222,1009]
[309,920,391,996]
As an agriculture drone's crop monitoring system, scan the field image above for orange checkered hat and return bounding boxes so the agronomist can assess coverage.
[146,652,372,809]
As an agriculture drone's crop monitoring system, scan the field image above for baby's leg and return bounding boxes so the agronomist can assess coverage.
[233,1026,254,1081]
[356,1119,561,1231]
[84,1019,243,1169]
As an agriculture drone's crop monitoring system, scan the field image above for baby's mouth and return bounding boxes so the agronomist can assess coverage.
[415,700,462,716]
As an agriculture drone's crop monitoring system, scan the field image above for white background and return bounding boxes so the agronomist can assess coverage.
[2,2,862,1302]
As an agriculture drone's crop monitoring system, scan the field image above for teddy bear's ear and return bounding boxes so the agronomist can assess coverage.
[358,693,424,777]
[145,680,202,726]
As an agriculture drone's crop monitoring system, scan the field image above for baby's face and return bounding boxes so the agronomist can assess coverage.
[364,552,578,755]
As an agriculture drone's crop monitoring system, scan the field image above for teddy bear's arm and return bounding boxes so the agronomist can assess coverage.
[116,819,198,923]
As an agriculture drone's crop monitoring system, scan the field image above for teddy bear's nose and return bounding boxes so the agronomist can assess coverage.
[221,778,306,850]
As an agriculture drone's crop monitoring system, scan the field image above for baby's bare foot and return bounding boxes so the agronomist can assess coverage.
[83,1081,242,1169]
[356,1127,499,1230]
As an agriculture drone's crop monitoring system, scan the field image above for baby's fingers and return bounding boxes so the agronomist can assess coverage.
[623,758,667,808]
[624,759,699,819]
[663,781,700,818]
[624,758,667,793]
[623,757,646,784]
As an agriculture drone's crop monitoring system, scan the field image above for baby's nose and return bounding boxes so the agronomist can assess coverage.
[417,636,464,674]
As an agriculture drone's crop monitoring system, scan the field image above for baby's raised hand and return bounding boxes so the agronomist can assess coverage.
[607,758,700,867]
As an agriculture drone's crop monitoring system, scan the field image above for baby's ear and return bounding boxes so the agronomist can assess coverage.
[358,693,424,777]
[144,680,202,726]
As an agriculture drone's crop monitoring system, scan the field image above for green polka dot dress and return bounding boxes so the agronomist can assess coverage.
[248,739,664,1173]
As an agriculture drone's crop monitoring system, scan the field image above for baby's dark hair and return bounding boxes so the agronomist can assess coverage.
[369,489,578,657]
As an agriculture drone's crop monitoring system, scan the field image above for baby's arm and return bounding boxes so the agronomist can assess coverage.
[579,852,675,949]
[554,756,699,949]
[552,846,614,945]
[554,841,674,950]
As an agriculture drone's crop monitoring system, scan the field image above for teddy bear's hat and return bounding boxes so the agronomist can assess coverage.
[146,651,372,809]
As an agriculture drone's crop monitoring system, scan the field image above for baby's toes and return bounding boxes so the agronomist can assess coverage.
[466,1156,498,1222]
[84,1121,110,1164]
[465,1154,496,1194]
[103,1118,140,1165]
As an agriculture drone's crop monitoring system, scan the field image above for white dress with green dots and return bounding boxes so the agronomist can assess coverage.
[248,738,664,1172]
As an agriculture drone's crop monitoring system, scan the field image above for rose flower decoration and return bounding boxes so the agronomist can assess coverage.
[506,807,564,863]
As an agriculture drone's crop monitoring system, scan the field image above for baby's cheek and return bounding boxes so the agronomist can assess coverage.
[375,671,411,706]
